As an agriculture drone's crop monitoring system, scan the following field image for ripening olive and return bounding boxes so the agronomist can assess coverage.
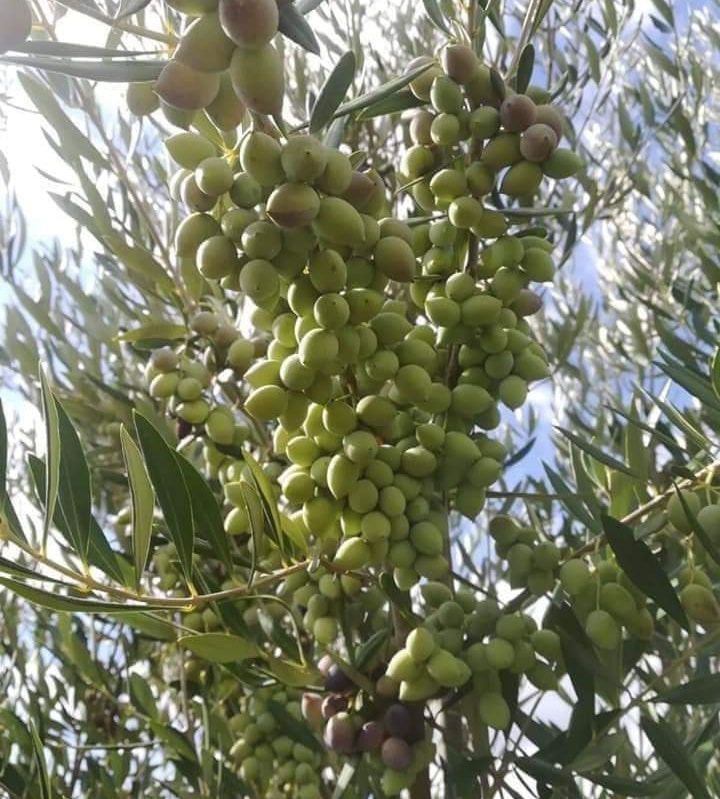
[266,183,320,228]
[219,0,278,48]
[175,13,235,73]
[520,123,558,162]
[499,94,537,132]
[155,60,220,111]
[230,43,284,116]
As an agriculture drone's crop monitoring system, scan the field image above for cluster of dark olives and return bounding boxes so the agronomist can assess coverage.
[229,686,324,799]
[301,657,434,796]
[127,0,284,129]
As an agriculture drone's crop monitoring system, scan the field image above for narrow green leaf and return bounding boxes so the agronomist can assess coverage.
[0,399,26,543]
[29,722,52,799]
[266,698,322,752]
[175,453,233,574]
[179,632,259,663]
[332,762,358,799]
[656,356,720,414]
[641,717,711,799]
[54,400,92,562]
[0,576,159,613]
[266,655,320,687]
[515,43,535,92]
[310,51,357,134]
[17,73,107,166]
[711,347,720,399]
[4,55,165,82]
[581,772,663,795]
[652,673,720,705]
[515,756,573,786]
[241,449,284,555]
[116,0,154,18]
[103,236,176,294]
[14,41,161,57]
[356,88,425,121]
[277,1,320,54]
[118,323,187,344]
[333,61,433,120]
[421,0,451,34]
[557,427,639,478]
[39,365,61,552]
[544,462,601,533]
[121,426,155,590]
[134,412,195,581]
[603,515,688,630]
[129,672,158,719]
[148,721,197,762]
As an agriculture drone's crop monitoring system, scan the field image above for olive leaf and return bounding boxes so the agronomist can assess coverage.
[278,1,321,55]
[120,426,154,590]
[38,365,61,552]
[310,51,357,134]
[179,633,260,663]
[641,717,711,799]
[602,515,688,630]
[133,412,195,582]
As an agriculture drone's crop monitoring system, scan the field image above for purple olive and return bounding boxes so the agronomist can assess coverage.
[324,664,354,693]
[381,736,413,770]
[324,712,356,754]
[321,694,348,719]
[383,703,411,738]
[356,720,385,752]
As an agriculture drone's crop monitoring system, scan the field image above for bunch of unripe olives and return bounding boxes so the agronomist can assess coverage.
[122,5,720,793]
[229,686,324,799]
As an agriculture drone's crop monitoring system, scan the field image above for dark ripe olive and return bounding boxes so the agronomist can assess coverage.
[324,663,354,693]
[356,720,385,752]
[499,93,538,132]
[323,712,356,754]
[383,703,411,738]
[535,103,564,139]
[511,288,543,317]
[520,123,558,162]
[381,736,413,770]
[321,694,348,719]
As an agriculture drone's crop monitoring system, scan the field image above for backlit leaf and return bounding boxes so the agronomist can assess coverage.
[310,51,357,133]
[603,515,688,630]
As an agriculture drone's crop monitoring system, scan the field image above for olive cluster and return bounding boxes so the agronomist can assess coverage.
[136,22,586,795]
[301,658,434,796]
[666,489,720,625]
[405,581,563,728]
[560,558,653,648]
[278,560,388,644]
[229,686,324,799]
[403,44,580,210]
[127,0,284,130]
[489,514,560,595]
